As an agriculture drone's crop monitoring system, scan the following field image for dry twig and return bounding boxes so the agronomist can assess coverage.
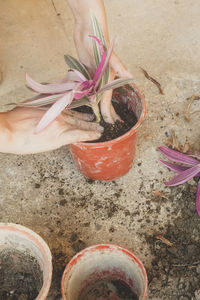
[155,235,173,247]
[185,95,200,122]
[165,129,192,153]
[152,190,169,200]
[172,261,200,267]
[0,69,3,84]
[140,67,164,95]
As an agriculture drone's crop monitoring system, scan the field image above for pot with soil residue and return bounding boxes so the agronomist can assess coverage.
[61,244,148,300]
[69,84,146,181]
[0,223,52,300]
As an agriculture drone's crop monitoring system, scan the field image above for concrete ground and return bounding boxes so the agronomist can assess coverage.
[0,0,200,299]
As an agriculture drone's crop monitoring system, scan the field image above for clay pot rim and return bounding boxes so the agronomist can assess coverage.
[72,83,146,147]
[61,243,148,300]
[0,223,52,300]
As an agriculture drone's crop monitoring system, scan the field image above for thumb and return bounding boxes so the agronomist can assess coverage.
[110,52,132,78]
[61,129,102,145]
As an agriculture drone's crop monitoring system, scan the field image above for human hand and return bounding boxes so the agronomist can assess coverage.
[73,24,132,124]
[0,107,103,154]
[69,0,133,124]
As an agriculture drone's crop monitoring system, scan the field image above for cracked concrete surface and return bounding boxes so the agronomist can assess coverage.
[1,0,200,299]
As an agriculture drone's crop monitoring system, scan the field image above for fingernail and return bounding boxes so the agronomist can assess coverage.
[97,125,104,133]
[94,132,101,139]
[88,114,95,121]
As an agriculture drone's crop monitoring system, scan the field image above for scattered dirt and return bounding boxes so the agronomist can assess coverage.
[146,183,200,300]
[96,100,137,142]
[0,248,43,300]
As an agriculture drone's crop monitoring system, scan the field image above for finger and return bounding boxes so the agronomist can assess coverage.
[110,104,123,122]
[100,69,115,124]
[64,109,95,121]
[100,89,114,124]
[110,52,132,78]
[61,129,101,144]
[63,114,104,132]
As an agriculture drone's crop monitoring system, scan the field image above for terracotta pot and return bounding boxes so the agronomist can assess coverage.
[69,83,146,181]
[61,244,148,300]
[0,223,52,300]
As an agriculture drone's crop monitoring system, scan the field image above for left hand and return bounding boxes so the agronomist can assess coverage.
[0,107,103,154]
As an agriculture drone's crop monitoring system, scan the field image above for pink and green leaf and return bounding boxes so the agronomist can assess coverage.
[89,35,106,84]
[94,39,115,90]
[98,77,134,93]
[17,94,63,107]
[35,92,74,133]
[64,55,91,80]
[26,74,77,94]
[68,97,90,109]
[74,86,93,100]
[91,12,107,67]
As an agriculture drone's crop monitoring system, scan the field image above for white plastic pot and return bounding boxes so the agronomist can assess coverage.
[61,244,148,300]
[0,223,52,300]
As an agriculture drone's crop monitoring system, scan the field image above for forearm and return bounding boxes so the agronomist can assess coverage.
[67,0,110,45]
[0,114,11,153]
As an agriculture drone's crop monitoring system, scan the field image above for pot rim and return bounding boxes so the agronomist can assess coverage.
[61,243,148,300]
[0,223,52,300]
[71,83,146,148]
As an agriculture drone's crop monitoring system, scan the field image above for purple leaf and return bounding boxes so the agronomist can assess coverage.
[187,150,200,161]
[94,39,115,89]
[158,146,199,166]
[35,92,73,133]
[196,182,200,216]
[164,164,200,186]
[159,160,190,173]
[81,80,93,89]
[89,35,106,84]
[26,74,77,94]
[74,87,92,100]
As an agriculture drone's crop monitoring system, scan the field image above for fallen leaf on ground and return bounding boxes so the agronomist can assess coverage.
[155,235,173,247]
[165,129,192,153]
[152,190,169,200]
[185,95,200,122]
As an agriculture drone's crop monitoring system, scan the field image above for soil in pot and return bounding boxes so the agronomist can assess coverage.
[78,279,139,300]
[0,248,43,300]
[74,86,138,143]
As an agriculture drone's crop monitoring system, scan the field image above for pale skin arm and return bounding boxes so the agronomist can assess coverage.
[0,108,102,154]
[67,0,132,123]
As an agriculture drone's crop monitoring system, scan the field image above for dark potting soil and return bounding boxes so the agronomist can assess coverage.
[74,100,138,143]
[78,279,139,300]
[0,248,43,300]
[146,183,200,299]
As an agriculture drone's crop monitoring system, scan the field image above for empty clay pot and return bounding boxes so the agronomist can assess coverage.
[61,244,148,300]
[0,223,52,300]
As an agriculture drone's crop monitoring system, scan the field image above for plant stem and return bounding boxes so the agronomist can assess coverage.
[91,101,101,122]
